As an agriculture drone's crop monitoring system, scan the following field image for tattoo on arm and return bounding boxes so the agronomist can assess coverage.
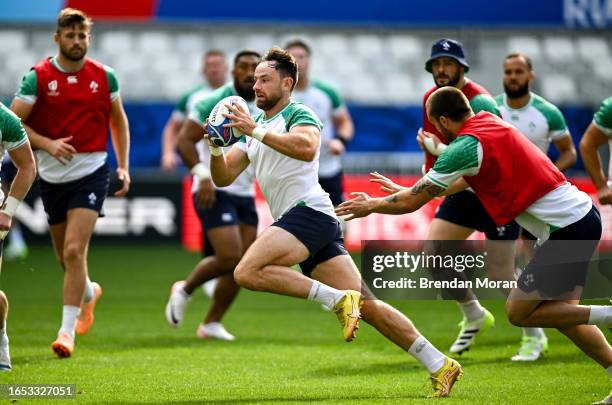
[385,195,398,203]
[410,178,445,197]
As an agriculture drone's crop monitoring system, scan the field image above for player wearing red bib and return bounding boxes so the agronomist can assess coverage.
[416,39,520,356]
[337,87,611,403]
[10,8,131,358]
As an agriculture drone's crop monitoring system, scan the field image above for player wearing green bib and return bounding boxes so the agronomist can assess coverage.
[210,47,462,398]
[0,102,37,371]
[160,50,228,171]
[580,96,612,206]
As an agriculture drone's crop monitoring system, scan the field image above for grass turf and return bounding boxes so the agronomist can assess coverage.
[1,244,610,404]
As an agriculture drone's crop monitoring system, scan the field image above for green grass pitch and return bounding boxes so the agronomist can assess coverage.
[1,244,610,404]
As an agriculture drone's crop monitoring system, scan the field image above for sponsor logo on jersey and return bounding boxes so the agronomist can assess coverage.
[47,80,59,96]
[89,81,99,93]
[67,76,78,84]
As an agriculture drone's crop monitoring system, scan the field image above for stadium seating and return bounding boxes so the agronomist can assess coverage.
[0,28,610,105]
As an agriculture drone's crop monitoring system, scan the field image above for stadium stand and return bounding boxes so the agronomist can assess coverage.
[1,28,610,105]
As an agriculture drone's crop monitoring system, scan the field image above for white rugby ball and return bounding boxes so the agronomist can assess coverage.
[207,95,249,147]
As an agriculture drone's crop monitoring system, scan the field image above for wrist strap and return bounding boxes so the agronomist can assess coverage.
[0,196,20,218]
[251,126,267,142]
[190,163,211,181]
[334,134,348,146]
[209,144,224,157]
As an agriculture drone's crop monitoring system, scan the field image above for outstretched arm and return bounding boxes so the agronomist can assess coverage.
[335,176,445,221]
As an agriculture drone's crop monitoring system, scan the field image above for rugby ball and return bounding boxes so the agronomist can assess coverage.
[207,96,249,147]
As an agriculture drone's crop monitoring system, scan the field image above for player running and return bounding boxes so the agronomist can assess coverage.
[418,38,519,356]
[0,102,37,371]
[165,50,261,341]
[209,46,462,398]
[580,96,612,206]
[162,50,229,298]
[285,39,354,208]
[336,86,612,403]
[10,8,131,358]
[495,52,577,361]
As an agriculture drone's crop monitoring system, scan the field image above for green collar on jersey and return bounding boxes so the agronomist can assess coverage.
[502,92,534,112]
[260,100,293,122]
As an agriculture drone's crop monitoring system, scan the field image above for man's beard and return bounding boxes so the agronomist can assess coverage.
[504,82,530,98]
[435,70,461,88]
[61,46,86,62]
[256,91,282,111]
[439,126,455,142]
[235,80,256,101]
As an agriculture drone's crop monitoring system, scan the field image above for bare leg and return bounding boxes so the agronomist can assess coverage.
[312,255,421,349]
[61,209,98,307]
[427,218,476,302]
[234,226,312,297]
[183,226,243,295]
[203,224,257,324]
[506,295,612,368]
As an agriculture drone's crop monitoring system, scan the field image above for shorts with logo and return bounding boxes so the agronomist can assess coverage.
[193,190,258,257]
[517,205,602,298]
[272,204,347,277]
[39,164,109,225]
[319,170,345,206]
[435,190,520,240]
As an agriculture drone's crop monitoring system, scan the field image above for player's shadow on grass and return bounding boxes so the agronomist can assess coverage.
[93,334,337,352]
[118,393,425,404]
[307,361,422,377]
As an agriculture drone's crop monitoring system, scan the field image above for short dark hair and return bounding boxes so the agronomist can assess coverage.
[284,39,311,55]
[57,8,92,32]
[505,53,533,71]
[427,87,472,122]
[262,46,298,90]
[233,49,261,65]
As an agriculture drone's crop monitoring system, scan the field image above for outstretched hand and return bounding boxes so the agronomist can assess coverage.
[334,192,375,221]
[369,171,406,194]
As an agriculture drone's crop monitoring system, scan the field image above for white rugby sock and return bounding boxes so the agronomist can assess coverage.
[307,281,345,310]
[522,327,546,339]
[458,300,485,322]
[0,326,7,347]
[83,278,95,303]
[408,335,446,373]
[587,305,612,326]
[59,305,80,338]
